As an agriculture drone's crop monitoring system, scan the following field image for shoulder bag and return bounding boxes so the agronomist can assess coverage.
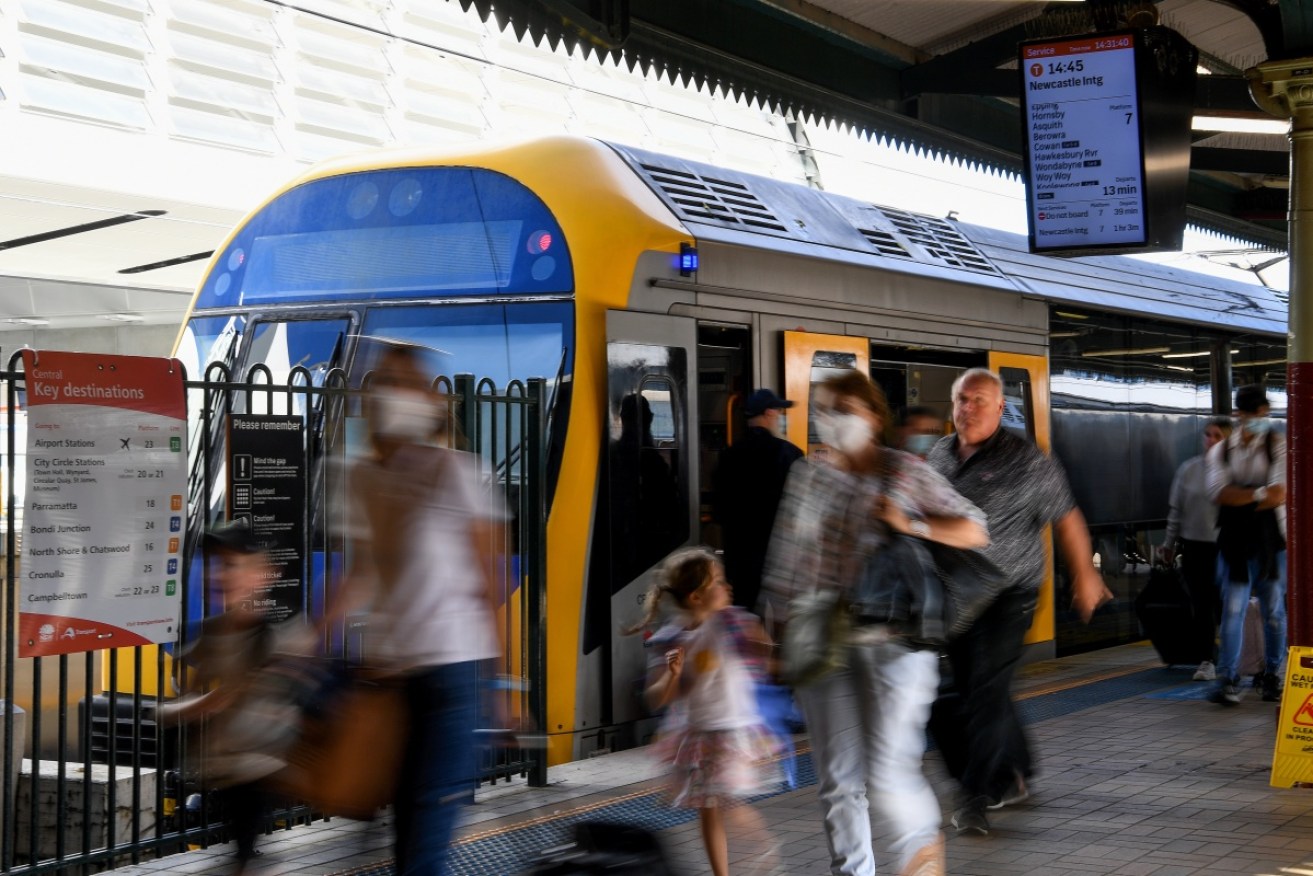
[780,588,850,686]
[854,533,1005,647]
[852,458,1008,647]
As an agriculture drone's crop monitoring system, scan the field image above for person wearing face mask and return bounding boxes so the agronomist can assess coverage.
[711,388,803,614]
[1158,418,1232,682]
[762,371,988,876]
[325,342,506,876]
[899,406,945,460]
[1205,384,1287,707]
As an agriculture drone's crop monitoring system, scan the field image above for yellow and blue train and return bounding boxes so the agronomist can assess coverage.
[175,136,1287,766]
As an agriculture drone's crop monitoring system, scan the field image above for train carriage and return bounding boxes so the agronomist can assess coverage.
[174,135,1287,765]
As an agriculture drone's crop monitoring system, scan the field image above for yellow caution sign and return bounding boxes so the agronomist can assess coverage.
[1270,647,1313,788]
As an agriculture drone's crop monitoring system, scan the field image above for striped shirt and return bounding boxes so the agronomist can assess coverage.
[760,449,985,619]
[925,428,1076,593]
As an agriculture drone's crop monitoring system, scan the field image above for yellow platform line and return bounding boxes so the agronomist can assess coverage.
[1015,659,1162,701]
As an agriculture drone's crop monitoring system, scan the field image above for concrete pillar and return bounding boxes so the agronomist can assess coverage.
[1248,61,1313,647]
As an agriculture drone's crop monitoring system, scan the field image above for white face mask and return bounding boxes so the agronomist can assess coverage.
[374,389,441,442]
[817,412,873,456]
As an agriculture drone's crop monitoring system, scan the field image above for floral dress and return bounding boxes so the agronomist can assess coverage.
[646,606,780,808]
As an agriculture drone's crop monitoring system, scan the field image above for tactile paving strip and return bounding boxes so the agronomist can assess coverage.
[330,666,1184,875]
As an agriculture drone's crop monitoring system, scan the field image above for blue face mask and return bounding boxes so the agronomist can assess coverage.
[1243,416,1271,436]
[905,433,939,457]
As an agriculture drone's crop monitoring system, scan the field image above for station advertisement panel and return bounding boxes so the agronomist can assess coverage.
[1020,27,1195,256]
[18,351,187,657]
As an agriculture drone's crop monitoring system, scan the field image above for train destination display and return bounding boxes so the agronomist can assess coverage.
[1022,33,1146,252]
[19,351,186,657]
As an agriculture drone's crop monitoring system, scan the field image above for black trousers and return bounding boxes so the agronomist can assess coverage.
[222,782,265,864]
[944,586,1035,803]
[1179,538,1221,664]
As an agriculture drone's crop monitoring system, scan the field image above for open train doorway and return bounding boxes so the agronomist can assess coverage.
[869,345,985,451]
[696,323,752,550]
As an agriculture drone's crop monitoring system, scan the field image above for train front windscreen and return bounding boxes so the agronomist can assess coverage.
[179,164,575,388]
[195,165,573,307]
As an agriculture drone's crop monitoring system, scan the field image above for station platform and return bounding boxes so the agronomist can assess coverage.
[104,641,1313,876]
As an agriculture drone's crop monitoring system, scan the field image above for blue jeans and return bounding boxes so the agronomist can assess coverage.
[396,660,478,876]
[795,641,939,876]
[1216,551,1287,683]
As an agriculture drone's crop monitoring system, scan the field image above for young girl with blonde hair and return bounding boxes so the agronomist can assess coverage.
[631,547,779,876]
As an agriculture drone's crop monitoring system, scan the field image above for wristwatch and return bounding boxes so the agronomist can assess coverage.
[1253,485,1268,503]
[908,518,931,539]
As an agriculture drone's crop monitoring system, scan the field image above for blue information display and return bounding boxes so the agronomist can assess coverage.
[1022,33,1146,251]
[1021,28,1196,256]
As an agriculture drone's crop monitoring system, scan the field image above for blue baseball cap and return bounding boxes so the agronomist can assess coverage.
[744,389,793,418]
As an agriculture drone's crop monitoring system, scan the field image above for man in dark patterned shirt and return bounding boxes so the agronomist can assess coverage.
[927,367,1111,837]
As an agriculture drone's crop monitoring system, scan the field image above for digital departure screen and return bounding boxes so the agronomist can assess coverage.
[1021,33,1146,253]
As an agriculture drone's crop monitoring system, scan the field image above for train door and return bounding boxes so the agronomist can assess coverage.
[602,311,698,733]
[782,331,870,454]
[989,352,1055,649]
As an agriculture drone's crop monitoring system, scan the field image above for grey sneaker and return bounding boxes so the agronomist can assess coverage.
[1193,661,1216,681]
[1210,679,1242,706]
[950,797,990,835]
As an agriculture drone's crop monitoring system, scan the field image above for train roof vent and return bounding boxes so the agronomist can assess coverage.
[875,207,1000,274]
[641,163,789,233]
[857,228,911,259]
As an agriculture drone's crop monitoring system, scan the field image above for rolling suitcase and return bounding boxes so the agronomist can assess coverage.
[1134,565,1199,666]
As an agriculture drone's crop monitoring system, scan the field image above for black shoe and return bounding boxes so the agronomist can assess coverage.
[1262,672,1283,702]
[950,797,990,835]
[1210,679,1242,706]
[987,773,1030,810]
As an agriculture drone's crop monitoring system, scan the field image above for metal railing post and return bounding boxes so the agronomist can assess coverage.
[525,378,548,788]
[454,373,476,452]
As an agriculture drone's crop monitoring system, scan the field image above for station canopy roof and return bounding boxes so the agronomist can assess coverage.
[466,0,1296,249]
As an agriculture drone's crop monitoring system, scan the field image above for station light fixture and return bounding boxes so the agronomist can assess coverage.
[101,313,145,323]
[1192,115,1289,135]
[1079,346,1170,357]
[7,317,49,326]
[1162,349,1239,358]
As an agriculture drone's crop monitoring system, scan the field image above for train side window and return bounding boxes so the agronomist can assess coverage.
[605,345,691,587]
[243,317,351,407]
[641,383,677,446]
[806,350,859,452]
[999,366,1036,444]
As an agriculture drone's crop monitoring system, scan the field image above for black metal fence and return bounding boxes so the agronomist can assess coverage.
[1,355,548,874]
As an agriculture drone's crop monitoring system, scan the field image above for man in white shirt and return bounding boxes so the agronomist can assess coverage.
[1205,384,1287,706]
